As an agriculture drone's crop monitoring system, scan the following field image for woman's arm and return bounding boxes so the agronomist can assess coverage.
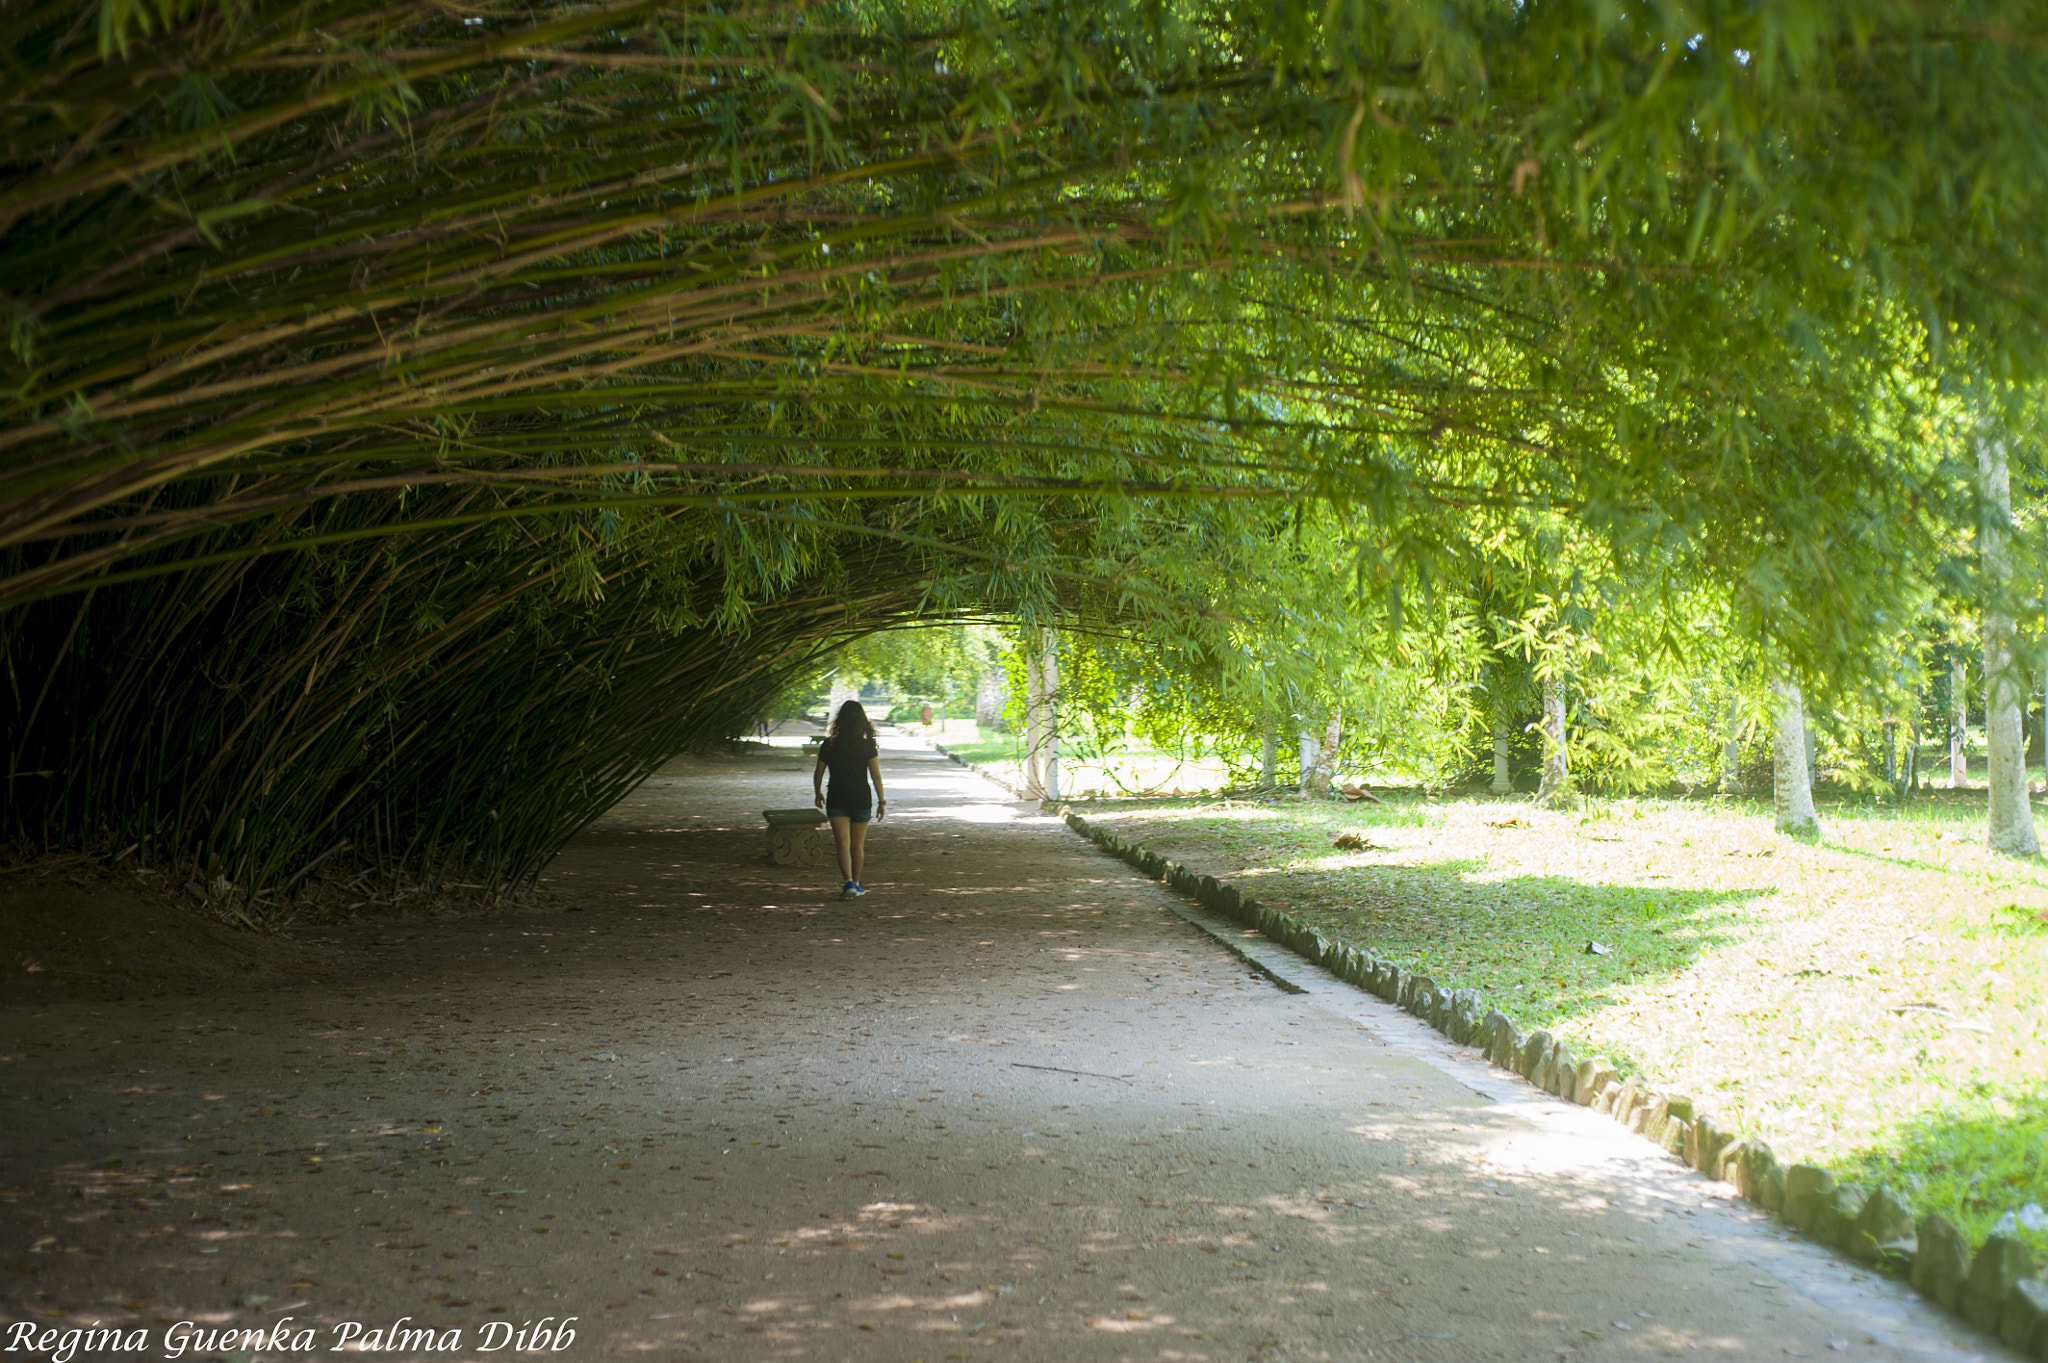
[814,758,827,808]
[868,756,886,819]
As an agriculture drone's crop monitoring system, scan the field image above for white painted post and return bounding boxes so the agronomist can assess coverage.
[1772,680,1819,835]
[1719,697,1742,793]
[1534,681,1570,807]
[1979,426,2040,854]
[1490,710,1513,795]
[1951,651,1969,788]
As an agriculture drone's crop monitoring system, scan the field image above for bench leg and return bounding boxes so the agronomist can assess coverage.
[768,826,829,866]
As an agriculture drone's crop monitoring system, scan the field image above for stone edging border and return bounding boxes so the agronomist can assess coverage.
[928,741,1031,801]
[1059,808,2048,1360]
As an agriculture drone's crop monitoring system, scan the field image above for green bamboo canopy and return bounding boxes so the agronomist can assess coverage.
[4,0,2045,914]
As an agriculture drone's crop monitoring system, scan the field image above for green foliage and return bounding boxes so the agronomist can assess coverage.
[809,624,1003,712]
[9,0,2048,901]
[1,505,932,908]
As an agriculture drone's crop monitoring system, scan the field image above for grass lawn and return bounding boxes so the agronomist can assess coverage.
[1071,785,2048,1260]
[934,725,1232,797]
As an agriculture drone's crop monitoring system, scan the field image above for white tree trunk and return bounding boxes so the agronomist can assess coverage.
[1490,710,1513,794]
[974,670,1007,729]
[1979,428,2040,855]
[1300,709,1342,798]
[1259,724,1278,790]
[1772,680,1818,835]
[1718,697,1742,793]
[1020,657,1044,798]
[1021,630,1059,801]
[1534,681,1570,807]
[1951,651,1969,788]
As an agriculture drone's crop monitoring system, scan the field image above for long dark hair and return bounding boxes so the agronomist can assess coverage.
[827,699,875,744]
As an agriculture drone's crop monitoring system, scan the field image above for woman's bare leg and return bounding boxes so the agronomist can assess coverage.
[829,816,854,882]
[849,820,871,884]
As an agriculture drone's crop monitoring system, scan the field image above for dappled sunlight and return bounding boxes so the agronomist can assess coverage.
[1080,781,2048,1266]
[1835,1087,2048,1262]
[1133,804,1292,824]
[1300,851,1394,871]
[893,802,1026,823]
[1073,773,2048,1317]
[933,1289,998,1309]
[1102,802,1300,825]
[912,884,1068,899]
[1085,1308,1178,1331]
[1458,1121,1659,1191]
[0,739,1962,1363]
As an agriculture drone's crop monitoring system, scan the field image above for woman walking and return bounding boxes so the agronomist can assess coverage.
[814,700,886,898]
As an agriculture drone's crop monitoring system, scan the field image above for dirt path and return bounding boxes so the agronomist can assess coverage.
[0,740,2010,1361]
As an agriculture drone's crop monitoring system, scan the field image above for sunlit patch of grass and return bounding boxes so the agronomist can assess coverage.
[933,729,1229,796]
[1072,788,2048,1254]
[1838,1084,2048,1260]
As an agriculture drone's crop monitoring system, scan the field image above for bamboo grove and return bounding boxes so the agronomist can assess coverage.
[5,0,2048,914]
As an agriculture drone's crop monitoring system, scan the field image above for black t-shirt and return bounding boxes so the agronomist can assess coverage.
[819,734,878,808]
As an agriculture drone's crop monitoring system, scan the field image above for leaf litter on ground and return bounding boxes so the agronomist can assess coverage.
[1331,833,1385,851]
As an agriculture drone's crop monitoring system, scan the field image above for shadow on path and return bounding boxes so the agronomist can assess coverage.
[0,738,2010,1361]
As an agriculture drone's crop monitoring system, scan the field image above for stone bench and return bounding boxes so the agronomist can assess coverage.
[763,807,829,866]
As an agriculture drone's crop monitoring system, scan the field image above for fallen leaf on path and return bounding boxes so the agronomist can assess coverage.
[1486,817,1528,829]
[1331,834,1382,851]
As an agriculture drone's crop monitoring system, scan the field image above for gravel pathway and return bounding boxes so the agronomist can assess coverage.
[0,738,2012,1361]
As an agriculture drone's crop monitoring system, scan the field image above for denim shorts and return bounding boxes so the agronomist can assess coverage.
[826,805,871,825]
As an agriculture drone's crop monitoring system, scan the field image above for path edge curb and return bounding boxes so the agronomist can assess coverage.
[929,739,1030,801]
[1058,808,2048,1360]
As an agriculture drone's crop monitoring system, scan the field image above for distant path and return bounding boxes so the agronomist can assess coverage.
[0,738,2007,1361]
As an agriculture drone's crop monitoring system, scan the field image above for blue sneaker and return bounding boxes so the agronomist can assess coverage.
[849,882,868,897]
[840,880,858,899]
